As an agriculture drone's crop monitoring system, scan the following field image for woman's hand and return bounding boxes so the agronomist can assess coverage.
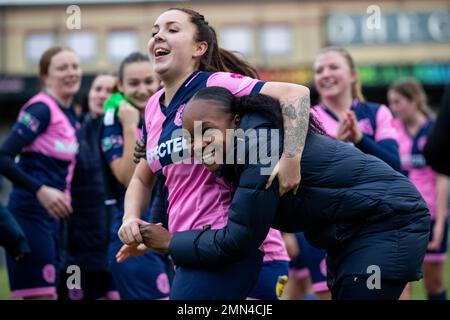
[140,224,172,254]
[118,217,149,245]
[116,243,150,263]
[346,111,363,144]
[133,138,146,164]
[118,101,139,129]
[14,253,26,262]
[336,118,352,142]
[428,221,445,251]
[266,155,301,196]
[36,185,73,219]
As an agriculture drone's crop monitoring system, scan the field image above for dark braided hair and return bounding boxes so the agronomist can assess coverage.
[190,86,325,136]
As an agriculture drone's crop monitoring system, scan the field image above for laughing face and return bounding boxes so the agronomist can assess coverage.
[182,99,239,172]
[43,50,82,102]
[148,9,207,81]
[313,51,356,101]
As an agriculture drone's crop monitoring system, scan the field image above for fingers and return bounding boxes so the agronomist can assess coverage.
[46,206,61,220]
[123,225,138,245]
[279,184,289,197]
[15,253,25,261]
[52,198,72,218]
[118,219,147,245]
[116,245,130,263]
[340,130,352,142]
[48,202,67,219]
[266,162,279,189]
[133,140,146,164]
[131,221,144,244]
[293,181,300,195]
[339,119,349,132]
[118,224,134,245]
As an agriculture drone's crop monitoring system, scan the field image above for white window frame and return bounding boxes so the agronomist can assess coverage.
[220,26,254,56]
[25,32,56,63]
[107,30,139,61]
[65,31,97,62]
[260,25,293,57]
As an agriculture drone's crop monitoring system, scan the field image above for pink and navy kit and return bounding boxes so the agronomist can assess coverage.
[101,113,170,300]
[0,92,78,299]
[312,101,400,171]
[144,71,288,299]
[394,118,448,261]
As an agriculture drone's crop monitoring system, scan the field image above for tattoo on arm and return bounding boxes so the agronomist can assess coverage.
[281,95,310,158]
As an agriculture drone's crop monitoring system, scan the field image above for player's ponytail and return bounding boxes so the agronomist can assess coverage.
[219,48,260,79]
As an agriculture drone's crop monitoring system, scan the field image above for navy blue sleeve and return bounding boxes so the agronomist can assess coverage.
[142,122,147,142]
[0,103,50,193]
[0,202,31,257]
[101,116,124,164]
[355,137,401,172]
[424,86,450,175]
[168,125,280,267]
[251,81,265,94]
[11,102,51,144]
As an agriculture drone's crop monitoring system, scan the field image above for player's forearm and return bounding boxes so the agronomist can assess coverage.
[261,82,310,159]
[123,161,155,221]
[280,89,310,158]
[123,173,154,221]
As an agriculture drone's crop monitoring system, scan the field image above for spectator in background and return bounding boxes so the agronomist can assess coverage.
[0,46,80,299]
[58,73,119,300]
[388,78,448,300]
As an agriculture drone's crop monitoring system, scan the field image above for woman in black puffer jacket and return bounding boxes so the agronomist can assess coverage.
[131,86,430,300]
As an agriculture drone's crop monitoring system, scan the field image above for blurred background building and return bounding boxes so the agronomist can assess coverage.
[0,0,449,120]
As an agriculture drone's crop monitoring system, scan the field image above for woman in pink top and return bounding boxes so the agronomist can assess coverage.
[389,78,448,300]
[118,8,310,299]
[0,46,80,299]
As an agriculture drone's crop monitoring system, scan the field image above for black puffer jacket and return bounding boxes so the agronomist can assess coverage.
[169,113,430,283]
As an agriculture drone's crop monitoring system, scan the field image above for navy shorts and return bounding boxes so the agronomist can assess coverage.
[58,271,119,300]
[108,235,170,300]
[289,232,328,293]
[6,213,61,299]
[169,249,264,300]
[248,260,289,300]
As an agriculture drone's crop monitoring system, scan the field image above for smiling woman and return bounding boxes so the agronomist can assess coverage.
[117,7,313,300]
[0,46,81,300]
